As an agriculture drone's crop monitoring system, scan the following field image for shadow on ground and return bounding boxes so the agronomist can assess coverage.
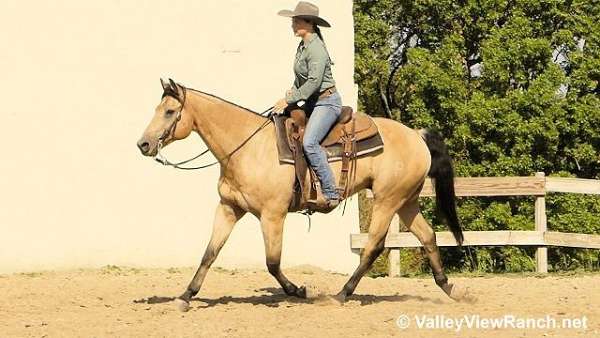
[132,287,443,308]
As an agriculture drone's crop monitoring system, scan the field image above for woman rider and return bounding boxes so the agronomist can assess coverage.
[273,1,342,208]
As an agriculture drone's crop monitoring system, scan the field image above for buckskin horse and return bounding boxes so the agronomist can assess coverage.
[137,79,471,312]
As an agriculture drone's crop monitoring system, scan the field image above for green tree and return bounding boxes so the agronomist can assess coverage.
[354,0,600,273]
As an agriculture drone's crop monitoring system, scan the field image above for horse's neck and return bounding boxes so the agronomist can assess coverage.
[187,91,267,162]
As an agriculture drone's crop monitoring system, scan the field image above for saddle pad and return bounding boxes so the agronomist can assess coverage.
[272,115,384,164]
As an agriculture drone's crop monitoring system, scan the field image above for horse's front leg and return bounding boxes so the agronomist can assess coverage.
[175,200,245,312]
[260,212,306,298]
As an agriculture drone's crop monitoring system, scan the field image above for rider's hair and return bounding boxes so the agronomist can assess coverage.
[313,24,324,43]
[306,19,334,65]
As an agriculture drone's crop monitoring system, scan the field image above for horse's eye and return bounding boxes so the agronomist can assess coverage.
[165,110,175,117]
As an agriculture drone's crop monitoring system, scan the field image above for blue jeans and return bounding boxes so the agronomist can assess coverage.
[302,91,342,200]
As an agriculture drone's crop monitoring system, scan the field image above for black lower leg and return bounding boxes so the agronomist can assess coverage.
[179,255,214,302]
[433,271,448,287]
[433,270,454,295]
[340,240,386,297]
[179,288,197,302]
[422,241,453,295]
[267,263,305,298]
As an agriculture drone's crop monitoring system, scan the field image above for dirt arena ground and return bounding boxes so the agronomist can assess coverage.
[1,265,598,337]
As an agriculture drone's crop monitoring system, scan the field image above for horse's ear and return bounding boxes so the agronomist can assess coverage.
[167,78,182,99]
[168,78,178,92]
[160,78,170,91]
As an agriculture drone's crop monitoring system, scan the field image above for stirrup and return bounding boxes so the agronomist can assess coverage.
[306,197,339,208]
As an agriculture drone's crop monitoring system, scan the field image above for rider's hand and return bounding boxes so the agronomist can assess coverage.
[273,98,288,114]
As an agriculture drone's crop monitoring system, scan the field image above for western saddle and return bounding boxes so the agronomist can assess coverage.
[273,104,384,213]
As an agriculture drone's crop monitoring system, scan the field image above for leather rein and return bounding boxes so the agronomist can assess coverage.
[154,85,274,170]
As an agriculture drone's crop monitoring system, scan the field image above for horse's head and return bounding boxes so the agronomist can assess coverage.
[137,78,195,156]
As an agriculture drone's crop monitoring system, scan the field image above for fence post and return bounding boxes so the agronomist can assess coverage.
[388,214,401,277]
[535,171,548,273]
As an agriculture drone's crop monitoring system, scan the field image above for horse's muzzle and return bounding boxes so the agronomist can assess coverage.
[137,138,156,156]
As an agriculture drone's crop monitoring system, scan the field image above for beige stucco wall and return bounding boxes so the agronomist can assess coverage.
[0,1,360,274]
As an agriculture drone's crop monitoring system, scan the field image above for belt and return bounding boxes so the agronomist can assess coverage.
[318,86,336,99]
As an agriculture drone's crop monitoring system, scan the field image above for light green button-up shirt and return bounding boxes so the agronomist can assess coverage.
[285,33,336,104]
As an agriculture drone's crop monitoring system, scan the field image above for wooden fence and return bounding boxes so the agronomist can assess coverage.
[351,172,600,275]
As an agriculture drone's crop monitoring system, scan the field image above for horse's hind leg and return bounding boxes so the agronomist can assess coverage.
[397,200,469,301]
[176,201,246,311]
[260,212,307,298]
[334,203,396,302]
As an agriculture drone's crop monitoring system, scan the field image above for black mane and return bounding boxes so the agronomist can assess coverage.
[186,87,265,116]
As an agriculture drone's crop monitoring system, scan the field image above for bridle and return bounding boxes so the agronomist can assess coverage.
[154,84,274,170]
[157,85,187,147]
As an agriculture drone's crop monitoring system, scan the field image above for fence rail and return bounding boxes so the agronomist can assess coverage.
[352,172,600,275]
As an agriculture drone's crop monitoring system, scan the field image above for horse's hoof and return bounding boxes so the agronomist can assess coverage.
[174,298,190,312]
[329,292,346,305]
[295,285,307,298]
[447,284,477,303]
[304,284,321,299]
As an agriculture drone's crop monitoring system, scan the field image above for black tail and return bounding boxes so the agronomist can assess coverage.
[421,129,463,246]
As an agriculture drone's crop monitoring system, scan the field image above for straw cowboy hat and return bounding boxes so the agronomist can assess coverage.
[277,1,331,27]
